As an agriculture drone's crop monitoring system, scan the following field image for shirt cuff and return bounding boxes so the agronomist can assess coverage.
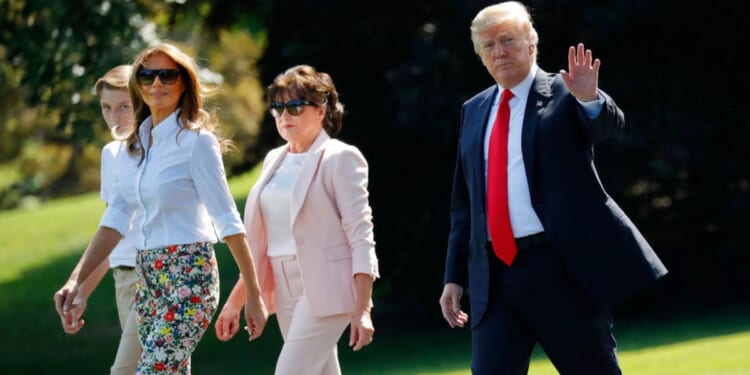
[577,92,605,119]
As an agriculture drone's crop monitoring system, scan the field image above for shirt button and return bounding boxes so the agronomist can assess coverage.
[296,239,304,246]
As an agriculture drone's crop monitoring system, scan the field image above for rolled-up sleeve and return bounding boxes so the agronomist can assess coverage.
[99,191,132,237]
[191,132,245,240]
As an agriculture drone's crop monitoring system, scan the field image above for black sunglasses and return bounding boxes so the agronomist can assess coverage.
[269,99,317,117]
[136,69,181,86]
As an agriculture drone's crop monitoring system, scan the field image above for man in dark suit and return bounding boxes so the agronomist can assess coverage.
[439,2,668,374]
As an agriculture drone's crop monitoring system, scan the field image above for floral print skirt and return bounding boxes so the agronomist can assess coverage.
[135,242,220,374]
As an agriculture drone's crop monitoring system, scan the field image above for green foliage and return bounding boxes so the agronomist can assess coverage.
[0,0,267,208]
[0,0,149,202]
[206,30,267,169]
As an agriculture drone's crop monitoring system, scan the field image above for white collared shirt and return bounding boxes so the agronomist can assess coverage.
[100,141,139,267]
[483,65,545,238]
[482,65,604,238]
[99,110,245,250]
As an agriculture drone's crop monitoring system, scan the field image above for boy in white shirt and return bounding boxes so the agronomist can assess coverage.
[53,65,141,375]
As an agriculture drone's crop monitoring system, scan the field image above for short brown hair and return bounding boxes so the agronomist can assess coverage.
[95,65,132,98]
[267,65,345,135]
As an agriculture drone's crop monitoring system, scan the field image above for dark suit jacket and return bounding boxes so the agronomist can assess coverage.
[444,68,668,328]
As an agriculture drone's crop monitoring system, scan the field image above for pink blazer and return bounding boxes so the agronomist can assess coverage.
[244,130,379,317]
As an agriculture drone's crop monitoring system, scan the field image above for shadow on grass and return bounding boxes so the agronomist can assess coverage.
[0,241,283,374]
[2,240,749,374]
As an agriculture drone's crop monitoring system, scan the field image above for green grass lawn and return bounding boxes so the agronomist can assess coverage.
[1,166,749,374]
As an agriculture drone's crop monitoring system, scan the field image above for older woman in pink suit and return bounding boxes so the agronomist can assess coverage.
[215,65,379,374]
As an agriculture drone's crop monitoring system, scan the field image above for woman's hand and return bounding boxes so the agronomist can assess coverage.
[222,234,267,341]
[348,307,375,351]
[215,302,242,341]
[243,295,268,341]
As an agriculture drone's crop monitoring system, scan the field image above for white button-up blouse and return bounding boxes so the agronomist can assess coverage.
[99,110,245,250]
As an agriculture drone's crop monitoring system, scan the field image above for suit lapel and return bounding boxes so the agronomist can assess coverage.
[521,69,554,192]
[290,130,330,227]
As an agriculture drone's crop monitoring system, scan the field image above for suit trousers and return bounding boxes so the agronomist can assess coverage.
[271,255,350,375]
[111,267,141,375]
[471,242,622,375]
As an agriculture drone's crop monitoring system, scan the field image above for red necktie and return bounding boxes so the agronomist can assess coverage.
[487,89,517,265]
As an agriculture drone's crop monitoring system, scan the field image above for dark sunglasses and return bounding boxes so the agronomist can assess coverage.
[136,69,181,86]
[269,99,317,117]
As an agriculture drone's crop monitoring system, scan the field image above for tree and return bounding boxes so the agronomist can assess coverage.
[0,0,267,207]
[0,0,148,205]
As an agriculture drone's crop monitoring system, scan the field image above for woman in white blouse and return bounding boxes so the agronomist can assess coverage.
[215,65,379,375]
[56,43,268,374]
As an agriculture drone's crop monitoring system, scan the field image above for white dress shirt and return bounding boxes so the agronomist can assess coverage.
[483,65,604,238]
[483,65,544,238]
[260,152,307,257]
[100,110,245,250]
[100,141,139,267]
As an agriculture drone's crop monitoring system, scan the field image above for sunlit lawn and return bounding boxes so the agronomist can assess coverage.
[1,166,749,374]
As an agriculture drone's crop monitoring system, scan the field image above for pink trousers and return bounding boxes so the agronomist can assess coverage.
[270,255,350,375]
